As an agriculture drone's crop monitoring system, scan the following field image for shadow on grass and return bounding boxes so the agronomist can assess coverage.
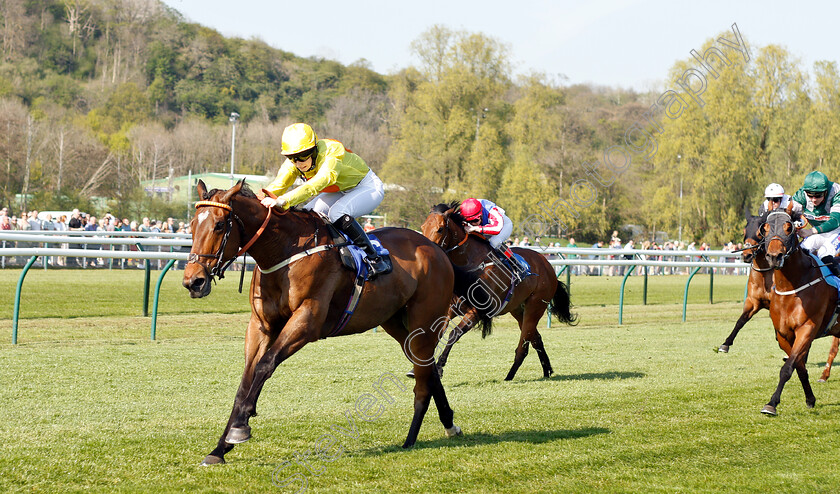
[356,427,611,456]
[450,370,645,386]
[549,371,646,382]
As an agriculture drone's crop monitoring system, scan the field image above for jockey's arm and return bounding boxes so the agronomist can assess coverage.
[477,207,504,235]
[264,161,298,198]
[815,211,840,233]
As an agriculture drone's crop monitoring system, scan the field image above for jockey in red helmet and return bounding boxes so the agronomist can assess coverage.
[460,198,529,277]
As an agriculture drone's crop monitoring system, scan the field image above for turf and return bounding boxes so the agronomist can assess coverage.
[1,269,839,493]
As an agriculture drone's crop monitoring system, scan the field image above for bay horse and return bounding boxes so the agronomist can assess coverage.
[419,202,577,381]
[760,205,840,415]
[718,211,773,353]
[718,209,838,381]
[183,180,485,465]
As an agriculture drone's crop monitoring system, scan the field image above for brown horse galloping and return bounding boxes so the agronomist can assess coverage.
[718,211,773,353]
[420,202,577,381]
[719,210,838,381]
[761,205,840,415]
[183,181,485,464]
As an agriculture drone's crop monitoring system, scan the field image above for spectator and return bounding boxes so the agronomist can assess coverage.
[567,237,579,274]
[139,217,151,233]
[363,217,375,233]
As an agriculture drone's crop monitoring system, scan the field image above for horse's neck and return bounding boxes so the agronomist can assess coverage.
[233,199,323,266]
[775,249,814,291]
[449,234,493,267]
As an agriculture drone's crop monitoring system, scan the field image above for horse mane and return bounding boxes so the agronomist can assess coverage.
[204,184,258,200]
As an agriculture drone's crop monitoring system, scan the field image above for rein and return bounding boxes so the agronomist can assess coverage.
[190,200,272,281]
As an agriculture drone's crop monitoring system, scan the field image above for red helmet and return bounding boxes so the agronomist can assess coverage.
[460,198,482,221]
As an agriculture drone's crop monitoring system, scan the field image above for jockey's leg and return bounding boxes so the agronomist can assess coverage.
[333,215,391,278]
[816,230,840,277]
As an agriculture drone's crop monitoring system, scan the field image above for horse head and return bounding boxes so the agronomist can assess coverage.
[421,202,467,251]
[183,179,247,298]
[762,202,799,270]
[743,210,768,264]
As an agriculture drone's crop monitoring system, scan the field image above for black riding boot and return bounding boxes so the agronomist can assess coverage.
[821,255,840,277]
[334,214,392,279]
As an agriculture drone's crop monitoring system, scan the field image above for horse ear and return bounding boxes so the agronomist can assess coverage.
[196,180,207,199]
[220,180,243,203]
[744,204,752,220]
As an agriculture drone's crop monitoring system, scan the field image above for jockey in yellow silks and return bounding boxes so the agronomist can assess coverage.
[261,123,390,278]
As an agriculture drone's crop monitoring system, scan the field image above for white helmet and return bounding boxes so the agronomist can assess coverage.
[764,183,784,198]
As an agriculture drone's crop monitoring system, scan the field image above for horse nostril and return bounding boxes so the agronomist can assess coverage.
[191,277,206,291]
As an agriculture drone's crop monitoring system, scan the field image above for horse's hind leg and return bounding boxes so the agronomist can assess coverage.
[818,336,839,382]
[505,302,548,381]
[531,330,553,378]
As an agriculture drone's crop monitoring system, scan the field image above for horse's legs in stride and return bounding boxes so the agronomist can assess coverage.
[505,304,547,381]
[435,312,474,375]
[530,330,553,378]
[203,317,271,465]
[763,331,815,415]
[818,336,839,382]
[226,307,322,444]
[719,298,762,353]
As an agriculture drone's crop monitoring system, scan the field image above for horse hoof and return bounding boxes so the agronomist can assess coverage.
[760,405,777,416]
[225,426,252,444]
[718,345,729,353]
[818,378,827,383]
[405,369,415,379]
[200,455,225,466]
[445,425,462,438]
[401,439,415,449]
[807,401,816,409]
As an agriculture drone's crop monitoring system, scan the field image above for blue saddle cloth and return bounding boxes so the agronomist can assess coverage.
[810,253,840,293]
[342,233,390,281]
[510,252,531,275]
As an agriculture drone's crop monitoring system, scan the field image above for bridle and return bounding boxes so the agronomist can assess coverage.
[763,210,798,268]
[439,213,471,253]
[189,199,272,281]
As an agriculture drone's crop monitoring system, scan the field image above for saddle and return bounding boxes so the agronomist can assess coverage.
[325,222,390,280]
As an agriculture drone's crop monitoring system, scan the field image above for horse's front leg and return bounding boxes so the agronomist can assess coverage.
[818,337,839,382]
[435,310,475,376]
[226,303,324,444]
[719,297,763,353]
[203,316,273,465]
[762,327,814,415]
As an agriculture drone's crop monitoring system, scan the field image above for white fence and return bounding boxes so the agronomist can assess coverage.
[1,232,750,343]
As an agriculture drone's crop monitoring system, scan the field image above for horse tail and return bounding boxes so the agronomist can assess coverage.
[549,280,578,326]
[451,264,494,338]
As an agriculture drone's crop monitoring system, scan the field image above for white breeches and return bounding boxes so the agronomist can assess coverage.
[801,227,840,258]
[301,170,385,223]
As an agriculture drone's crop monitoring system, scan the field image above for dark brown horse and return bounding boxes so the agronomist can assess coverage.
[718,211,773,353]
[761,205,840,415]
[183,181,485,464]
[419,202,576,381]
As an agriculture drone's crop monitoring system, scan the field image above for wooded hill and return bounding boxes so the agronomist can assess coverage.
[2,1,838,245]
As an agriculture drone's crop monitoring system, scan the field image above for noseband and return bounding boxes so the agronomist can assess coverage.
[439,214,471,253]
[763,210,798,268]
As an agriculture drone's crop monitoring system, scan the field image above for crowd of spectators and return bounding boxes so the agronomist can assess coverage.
[500,229,748,277]
[0,207,190,269]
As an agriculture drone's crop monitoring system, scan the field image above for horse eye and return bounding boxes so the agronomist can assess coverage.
[437,227,443,234]
[214,220,225,231]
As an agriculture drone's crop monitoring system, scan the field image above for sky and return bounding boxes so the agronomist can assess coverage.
[160,0,838,92]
